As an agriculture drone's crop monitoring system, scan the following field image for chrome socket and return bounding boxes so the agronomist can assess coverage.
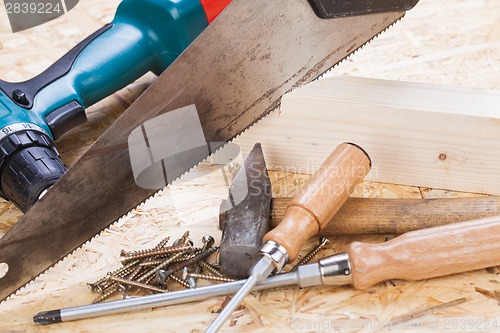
[258,240,289,273]
[318,252,352,286]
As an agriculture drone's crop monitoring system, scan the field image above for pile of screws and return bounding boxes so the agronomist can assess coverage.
[87,232,331,304]
[87,232,235,303]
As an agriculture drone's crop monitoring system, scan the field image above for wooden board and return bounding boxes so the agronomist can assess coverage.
[234,77,500,195]
[0,0,499,332]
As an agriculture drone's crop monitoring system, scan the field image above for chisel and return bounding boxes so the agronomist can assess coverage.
[34,214,500,324]
[206,142,372,332]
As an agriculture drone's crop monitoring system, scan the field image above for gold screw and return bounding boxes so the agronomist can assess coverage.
[187,273,236,283]
[125,265,144,281]
[136,249,192,283]
[187,236,216,288]
[198,260,225,278]
[138,254,197,268]
[138,259,165,267]
[173,231,192,246]
[87,259,141,293]
[212,248,221,269]
[91,284,120,304]
[155,236,171,249]
[107,274,168,294]
[291,237,330,271]
[155,247,218,286]
[120,245,195,264]
[168,274,191,289]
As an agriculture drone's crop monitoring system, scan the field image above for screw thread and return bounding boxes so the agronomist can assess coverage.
[87,259,141,292]
[179,231,190,246]
[138,259,165,267]
[121,245,194,263]
[125,265,144,281]
[156,247,218,285]
[212,248,221,269]
[91,284,119,304]
[199,260,225,278]
[108,274,168,294]
[155,236,171,249]
[291,237,330,271]
[173,231,191,246]
[187,273,236,283]
[136,249,192,283]
[168,274,191,289]
[190,236,216,286]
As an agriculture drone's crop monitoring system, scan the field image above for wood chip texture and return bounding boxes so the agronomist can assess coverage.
[0,0,499,332]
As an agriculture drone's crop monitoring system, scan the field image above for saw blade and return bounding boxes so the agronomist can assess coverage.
[0,0,410,302]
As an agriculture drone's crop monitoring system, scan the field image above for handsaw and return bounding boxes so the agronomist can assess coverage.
[0,0,419,302]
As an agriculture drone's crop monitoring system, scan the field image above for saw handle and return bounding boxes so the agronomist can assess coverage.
[349,215,500,289]
[263,143,371,261]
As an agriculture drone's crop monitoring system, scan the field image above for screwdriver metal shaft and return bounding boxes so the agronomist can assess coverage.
[205,275,257,333]
[33,261,317,324]
[205,255,276,333]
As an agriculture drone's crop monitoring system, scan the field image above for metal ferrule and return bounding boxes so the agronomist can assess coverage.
[318,252,352,286]
[258,240,289,273]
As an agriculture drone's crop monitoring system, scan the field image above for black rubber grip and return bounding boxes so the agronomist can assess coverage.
[307,0,419,19]
[0,131,67,212]
[0,24,112,109]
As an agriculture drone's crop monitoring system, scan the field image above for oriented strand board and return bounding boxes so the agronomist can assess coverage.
[235,77,500,194]
[0,0,499,332]
[1,166,499,333]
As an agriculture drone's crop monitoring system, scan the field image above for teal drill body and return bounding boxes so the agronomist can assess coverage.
[0,0,229,212]
[1,0,209,136]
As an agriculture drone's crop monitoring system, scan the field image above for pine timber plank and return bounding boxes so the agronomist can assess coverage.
[234,76,500,195]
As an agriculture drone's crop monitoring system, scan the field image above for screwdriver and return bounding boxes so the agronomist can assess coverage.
[34,214,500,324]
[205,142,372,332]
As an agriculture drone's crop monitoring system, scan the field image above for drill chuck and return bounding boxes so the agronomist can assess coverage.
[0,0,234,213]
[0,127,67,212]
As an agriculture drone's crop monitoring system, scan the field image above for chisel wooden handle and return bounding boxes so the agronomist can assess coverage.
[271,197,500,235]
[264,143,371,261]
[349,215,500,289]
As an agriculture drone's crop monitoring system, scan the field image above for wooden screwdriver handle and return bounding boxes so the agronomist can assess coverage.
[349,215,500,289]
[263,143,371,261]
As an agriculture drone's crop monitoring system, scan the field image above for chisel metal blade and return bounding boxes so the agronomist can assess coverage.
[219,143,272,279]
[0,0,415,302]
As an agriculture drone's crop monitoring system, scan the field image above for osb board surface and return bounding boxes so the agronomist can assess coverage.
[0,0,499,332]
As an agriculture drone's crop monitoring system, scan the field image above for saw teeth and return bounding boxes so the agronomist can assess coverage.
[0,16,404,304]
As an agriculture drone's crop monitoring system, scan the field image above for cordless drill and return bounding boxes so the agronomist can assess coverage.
[0,0,231,212]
